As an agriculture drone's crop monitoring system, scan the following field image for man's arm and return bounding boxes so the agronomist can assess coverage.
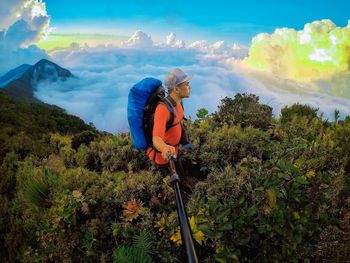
[152,103,176,160]
[153,136,176,160]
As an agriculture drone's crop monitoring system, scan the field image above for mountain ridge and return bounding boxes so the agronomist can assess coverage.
[0,59,73,103]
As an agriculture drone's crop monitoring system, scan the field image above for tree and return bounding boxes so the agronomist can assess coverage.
[213,93,272,130]
[280,103,318,123]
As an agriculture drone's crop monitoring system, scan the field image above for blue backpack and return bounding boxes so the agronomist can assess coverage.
[127,78,178,150]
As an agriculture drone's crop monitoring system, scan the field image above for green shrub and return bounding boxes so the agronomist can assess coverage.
[280,103,318,124]
[212,93,273,130]
[72,130,99,151]
[198,124,269,173]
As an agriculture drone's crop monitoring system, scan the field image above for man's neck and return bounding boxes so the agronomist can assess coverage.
[169,93,182,105]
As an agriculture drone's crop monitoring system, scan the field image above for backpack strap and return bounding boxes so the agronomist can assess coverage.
[167,95,186,120]
[158,99,181,131]
[180,102,187,121]
[165,96,184,127]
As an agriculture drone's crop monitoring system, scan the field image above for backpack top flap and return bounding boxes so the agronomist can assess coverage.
[127,77,162,150]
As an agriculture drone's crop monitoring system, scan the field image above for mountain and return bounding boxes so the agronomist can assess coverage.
[0,59,73,103]
[0,64,32,88]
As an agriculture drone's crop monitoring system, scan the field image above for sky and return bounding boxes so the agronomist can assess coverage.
[44,0,350,44]
[1,0,350,134]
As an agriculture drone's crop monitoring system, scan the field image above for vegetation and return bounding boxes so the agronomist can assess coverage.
[0,90,349,262]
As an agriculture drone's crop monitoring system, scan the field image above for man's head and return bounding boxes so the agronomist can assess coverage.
[164,68,192,98]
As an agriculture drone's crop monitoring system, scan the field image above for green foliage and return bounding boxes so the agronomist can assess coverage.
[72,130,99,151]
[113,231,154,263]
[114,247,153,263]
[198,124,269,173]
[0,151,18,196]
[280,103,318,124]
[0,91,96,164]
[196,107,209,120]
[9,132,33,159]
[213,93,272,130]
[23,168,52,208]
[113,170,162,205]
[94,133,150,173]
[74,144,102,172]
[1,89,349,262]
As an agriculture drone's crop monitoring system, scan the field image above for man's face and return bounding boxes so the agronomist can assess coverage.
[176,81,191,98]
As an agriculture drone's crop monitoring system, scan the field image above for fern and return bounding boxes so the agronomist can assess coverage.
[23,168,54,208]
[23,175,50,208]
[132,230,153,255]
[113,231,154,263]
[113,246,132,263]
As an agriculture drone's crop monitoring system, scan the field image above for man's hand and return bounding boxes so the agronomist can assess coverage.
[161,145,176,160]
[153,136,176,160]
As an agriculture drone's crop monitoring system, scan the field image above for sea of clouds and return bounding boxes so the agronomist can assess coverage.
[34,33,249,133]
[1,0,350,134]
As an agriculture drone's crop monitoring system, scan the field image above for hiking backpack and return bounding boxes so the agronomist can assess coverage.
[127,77,179,150]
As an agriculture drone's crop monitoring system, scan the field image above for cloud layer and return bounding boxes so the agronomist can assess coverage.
[33,29,350,134]
[35,35,247,133]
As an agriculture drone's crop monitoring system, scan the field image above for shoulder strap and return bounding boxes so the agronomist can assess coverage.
[158,101,176,130]
[166,97,184,126]
[165,97,185,126]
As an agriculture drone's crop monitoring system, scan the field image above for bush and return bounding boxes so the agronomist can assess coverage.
[280,103,318,124]
[72,131,99,151]
[198,124,269,173]
[213,93,273,130]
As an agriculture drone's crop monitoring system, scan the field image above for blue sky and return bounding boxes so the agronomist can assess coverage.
[45,0,350,44]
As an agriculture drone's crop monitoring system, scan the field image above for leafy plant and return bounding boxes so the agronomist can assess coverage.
[123,199,144,222]
[212,93,272,130]
[196,108,209,120]
[280,103,318,123]
[23,168,53,208]
[113,231,154,263]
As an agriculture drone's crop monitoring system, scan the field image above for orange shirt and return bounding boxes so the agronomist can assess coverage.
[147,101,184,164]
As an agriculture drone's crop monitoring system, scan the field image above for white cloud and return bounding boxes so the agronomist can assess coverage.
[0,44,48,76]
[166,32,176,46]
[163,33,186,48]
[174,39,185,48]
[232,43,241,50]
[244,19,350,82]
[188,39,248,60]
[121,30,154,48]
[0,0,50,46]
[188,40,208,51]
[0,0,50,75]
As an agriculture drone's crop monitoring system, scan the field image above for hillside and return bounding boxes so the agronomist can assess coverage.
[0,93,349,262]
[0,91,98,164]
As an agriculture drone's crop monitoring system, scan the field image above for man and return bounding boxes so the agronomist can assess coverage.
[146,68,192,166]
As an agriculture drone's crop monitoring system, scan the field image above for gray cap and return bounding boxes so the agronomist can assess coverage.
[164,68,193,91]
